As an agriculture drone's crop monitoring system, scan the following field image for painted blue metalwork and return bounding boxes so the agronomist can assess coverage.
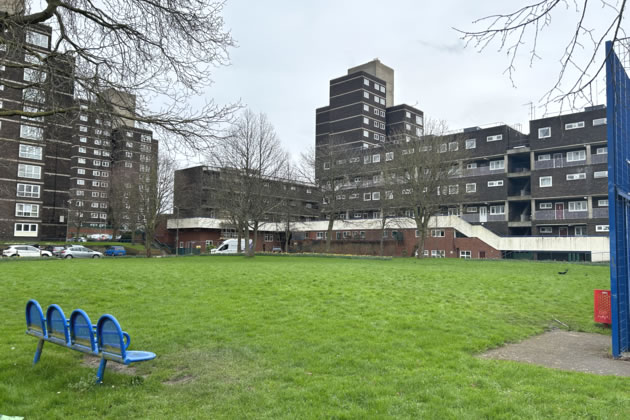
[95,314,155,382]
[25,300,154,383]
[69,309,98,354]
[25,300,46,364]
[46,304,70,346]
[606,40,630,357]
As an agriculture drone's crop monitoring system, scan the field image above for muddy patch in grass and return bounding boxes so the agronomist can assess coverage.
[479,329,630,377]
[82,355,139,376]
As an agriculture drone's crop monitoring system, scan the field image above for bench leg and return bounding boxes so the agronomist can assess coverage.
[96,358,108,383]
[33,339,44,364]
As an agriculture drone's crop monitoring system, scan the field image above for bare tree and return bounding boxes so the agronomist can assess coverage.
[299,142,358,253]
[455,1,628,110]
[387,121,463,258]
[210,109,288,257]
[135,152,175,257]
[0,0,237,154]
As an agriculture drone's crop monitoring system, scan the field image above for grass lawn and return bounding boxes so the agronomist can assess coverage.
[0,256,627,419]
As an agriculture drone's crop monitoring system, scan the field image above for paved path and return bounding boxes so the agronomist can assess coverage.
[479,330,630,377]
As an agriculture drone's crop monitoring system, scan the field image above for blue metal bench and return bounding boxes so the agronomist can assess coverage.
[25,299,155,383]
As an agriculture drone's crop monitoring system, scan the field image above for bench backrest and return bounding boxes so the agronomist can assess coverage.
[96,314,126,363]
[69,309,97,353]
[26,299,46,338]
[46,304,70,345]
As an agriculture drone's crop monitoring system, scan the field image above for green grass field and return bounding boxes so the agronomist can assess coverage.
[1,256,627,419]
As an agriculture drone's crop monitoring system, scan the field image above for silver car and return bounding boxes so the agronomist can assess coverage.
[60,246,103,259]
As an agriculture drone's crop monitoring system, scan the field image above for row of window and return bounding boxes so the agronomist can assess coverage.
[404,111,423,126]
[78,114,113,127]
[537,199,608,209]
[78,147,111,157]
[77,158,110,167]
[79,137,110,147]
[76,179,109,188]
[75,190,108,198]
[362,130,385,142]
[363,117,386,130]
[79,126,111,136]
[76,169,110,177]
[539,171,607,187]
[537,118,606,139]
[363,77,386,94]
[72,201,108,209]
[363,104,386,117]
[363,90,386,106]
[538,225,608,234]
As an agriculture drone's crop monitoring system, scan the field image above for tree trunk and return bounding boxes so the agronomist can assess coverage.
[250,221,259,258]
[244,223,251,257]
[379,213,386,256]
[325,214,335,253]
[237,221,242,254]
[415,216,430,259]
[284,218,290,252]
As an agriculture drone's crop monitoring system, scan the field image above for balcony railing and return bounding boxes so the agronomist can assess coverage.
[591,154,608,165]
[593,208,609,218]
[534,158,585,170]
[460,166,506,178]
[534,210,589,220]
[460,214,505,223]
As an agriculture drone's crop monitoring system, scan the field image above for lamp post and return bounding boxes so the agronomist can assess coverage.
[174,205,179,257]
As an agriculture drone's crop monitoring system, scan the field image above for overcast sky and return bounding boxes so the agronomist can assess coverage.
[203,0,616,162]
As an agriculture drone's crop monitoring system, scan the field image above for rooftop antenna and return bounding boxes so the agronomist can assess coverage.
[523,101,535,120]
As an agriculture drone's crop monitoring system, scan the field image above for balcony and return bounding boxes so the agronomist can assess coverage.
[461,167,504,177]
[534,158,585,170]
[593,208,609,218]
[534,210,589,221]
[591,154,608,165]
[460,214,505,223]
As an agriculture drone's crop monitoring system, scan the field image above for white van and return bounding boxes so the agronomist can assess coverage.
[211,239,252,254]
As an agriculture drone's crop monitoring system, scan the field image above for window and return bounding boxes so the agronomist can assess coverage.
[566,150,586,162]
[92,191,99,198]
[540,227,553,234]
[460,251,472,259]
[539,202,553,209]
[372,154,381,163]
[92,170,100,176]
[566,173,586,180]
[466,183,476,193]
[363,91,370,99]
[599,199,609,207]
[416,115,423,125]
[385,152,394,161]
[125,151,133,158]
[594,171,608,178]
[373,133,379,140]
[487,134,502,142]
[568,201,587,212]
[349,193,359,200]
[565,121,585,130]
[17,183,40,198]
[16,203,39,217]
[385,190,393,200]
[306,188,312,194]
[125,162,133,168]
[596,147,608,154]
[79,147,86,153]
[363,193,371,201]
[538,127,551,138]
[79,136,87,143]
[490,205,505,215]
[431,229,445,237]
[575,226,586,236]
[78,158,86,164]
[316,232,325,240]
[14,223,38,236]
[126,141,134,148]
[18,164,41,179]
[489,160,504,170]
[19,144,42,160]
[363,117,369,125]
[596,225,609,232]
[79,114,88,122]
[448,185,459,195]
[76,190,84,196]
[539,176,552,187]
[363,130,369,138]
[141,134,151,142]
[448,141,458,151]
[372,192,380,200]
[538,154,551,161]
[26,31,49,48]
[405,123,411,131]
[23,87,45,103]
[402,188,412,195]
[93,160,101,167]
[20,125,43,140]
[593,118,607,126]
[467,207,477,213]
[465,139,476,149]
[95,129,102,135]
[488,180,504,187]
[77,179,85,185]
[77,168,85,175]
[23,68,46,82]
[364,104,369,112]
[364,155,371,164]
[439,143,448,153]
[364,78,370,86]
[466,162,477,169]
[79,125,88,132]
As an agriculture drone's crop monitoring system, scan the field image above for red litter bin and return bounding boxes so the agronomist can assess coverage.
[594,289,612,324]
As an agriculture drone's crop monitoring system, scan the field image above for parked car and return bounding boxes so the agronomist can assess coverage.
[60,246,103,259]
[45,245,67,257]
[2,245,52,258]
[104,246,126,257]
[66,236,87,243]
